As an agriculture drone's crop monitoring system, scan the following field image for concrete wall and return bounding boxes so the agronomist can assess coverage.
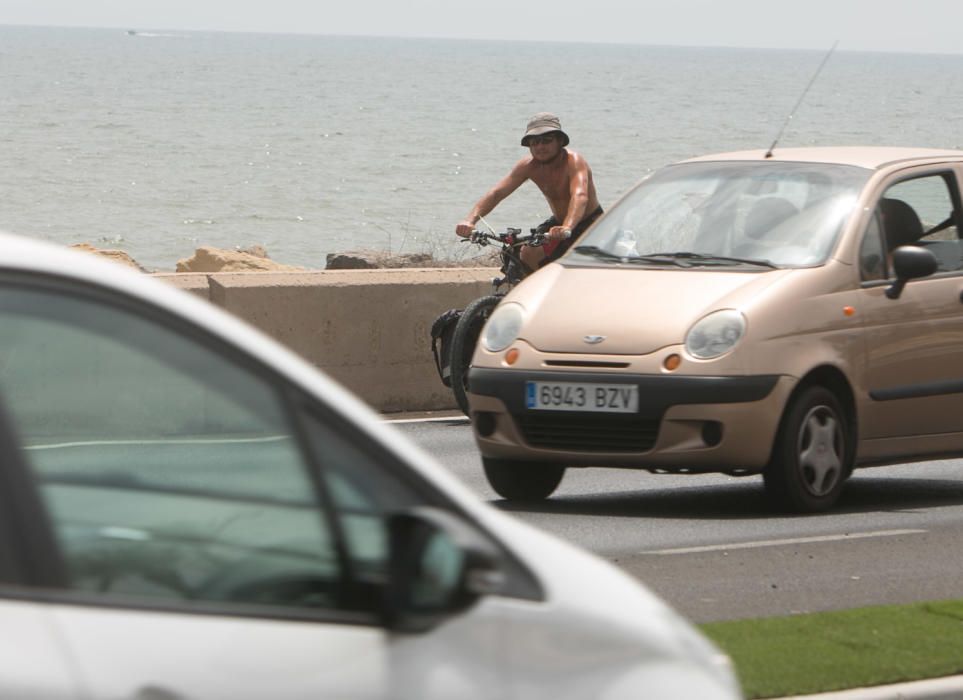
[153,268,497,413]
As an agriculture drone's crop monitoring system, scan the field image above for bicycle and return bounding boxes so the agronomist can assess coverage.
[430,227,546,416]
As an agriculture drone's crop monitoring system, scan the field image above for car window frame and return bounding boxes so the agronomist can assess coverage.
[0,270,384,626]
[288,394,544,603]
[0,269,543,625]
[859,167,963,289]
[857,207,888,282]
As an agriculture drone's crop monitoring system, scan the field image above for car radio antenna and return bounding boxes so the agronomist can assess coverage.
[765,40,838,159]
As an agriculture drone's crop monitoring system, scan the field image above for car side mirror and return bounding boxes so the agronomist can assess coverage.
[384,506,505,633]
[885,246,938,299]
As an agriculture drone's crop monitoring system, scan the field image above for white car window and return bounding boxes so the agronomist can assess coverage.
[0,284,355,611]
[301,408,425,588]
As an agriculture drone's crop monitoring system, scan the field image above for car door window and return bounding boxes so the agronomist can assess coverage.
[880,174,961,273]
[859,211,887,281]
[0,284,355,612]
[301,408,424,596]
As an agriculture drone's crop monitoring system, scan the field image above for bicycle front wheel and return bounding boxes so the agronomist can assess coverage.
[450,294,502,417]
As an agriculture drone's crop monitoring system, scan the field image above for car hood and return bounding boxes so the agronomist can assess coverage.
[511,263,795,354]
[473,505,741,698]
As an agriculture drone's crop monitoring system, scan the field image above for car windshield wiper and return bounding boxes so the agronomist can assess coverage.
[573,245,678,265]
[643,251,779,269]
[573,245,626,263]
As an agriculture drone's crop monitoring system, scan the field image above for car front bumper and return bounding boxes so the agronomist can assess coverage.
[467,368,797,472]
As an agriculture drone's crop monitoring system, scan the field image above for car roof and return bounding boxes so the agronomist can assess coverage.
[680,146,963,170]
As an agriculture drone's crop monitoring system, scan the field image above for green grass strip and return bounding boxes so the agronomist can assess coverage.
[700,599,963,699]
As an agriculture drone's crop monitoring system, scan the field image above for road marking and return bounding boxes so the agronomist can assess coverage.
[642,529,927,555]
[25,435,291,450]
[384,415,469,424]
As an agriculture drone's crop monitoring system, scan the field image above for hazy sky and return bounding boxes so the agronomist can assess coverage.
[2,0,962,54]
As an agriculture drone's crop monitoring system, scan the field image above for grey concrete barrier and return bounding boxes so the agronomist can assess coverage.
[154,268,497,413]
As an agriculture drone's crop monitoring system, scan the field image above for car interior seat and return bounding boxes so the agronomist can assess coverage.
[879,197,923,251]
[802,173,834,209]
[744,197,800,241]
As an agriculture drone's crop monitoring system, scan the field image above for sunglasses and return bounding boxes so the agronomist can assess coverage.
[528,134,557,146]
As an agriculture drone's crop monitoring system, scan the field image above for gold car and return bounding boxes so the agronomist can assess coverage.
[467,147,963,512]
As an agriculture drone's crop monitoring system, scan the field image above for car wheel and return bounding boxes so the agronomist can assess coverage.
[763,385,851,513]
[482,457,565,501]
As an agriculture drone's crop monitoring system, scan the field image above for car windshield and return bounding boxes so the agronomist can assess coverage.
[573,160,870,269]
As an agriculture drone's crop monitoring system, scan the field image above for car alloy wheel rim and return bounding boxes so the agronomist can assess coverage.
[796,405,843,497]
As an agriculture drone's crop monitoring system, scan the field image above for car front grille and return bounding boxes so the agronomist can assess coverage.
[513,412,660,452]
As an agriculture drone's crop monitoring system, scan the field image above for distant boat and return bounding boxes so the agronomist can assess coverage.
[127,30,137,36]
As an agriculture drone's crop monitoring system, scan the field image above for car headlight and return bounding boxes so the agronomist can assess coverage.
[482,303,524,352]
[685,309,746,359]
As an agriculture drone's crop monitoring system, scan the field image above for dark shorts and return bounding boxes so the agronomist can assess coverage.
[536,206,603,266]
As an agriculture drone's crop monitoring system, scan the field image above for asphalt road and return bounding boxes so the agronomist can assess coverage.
[392,416,963,623]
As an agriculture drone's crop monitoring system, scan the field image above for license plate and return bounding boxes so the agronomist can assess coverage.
[525,381,639,413]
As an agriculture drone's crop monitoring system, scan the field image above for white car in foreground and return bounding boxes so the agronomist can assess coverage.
[0,232,740,699]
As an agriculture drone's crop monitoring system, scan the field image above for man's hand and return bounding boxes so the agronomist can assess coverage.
[547,225,573,240]
[455,220,476,238]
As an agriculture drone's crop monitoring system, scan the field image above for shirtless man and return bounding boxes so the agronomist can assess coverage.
[455,112,602,269]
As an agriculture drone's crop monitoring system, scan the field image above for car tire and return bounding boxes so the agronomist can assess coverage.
[450,295,501,417]
[763,385,852,513]
[483,457,565,501]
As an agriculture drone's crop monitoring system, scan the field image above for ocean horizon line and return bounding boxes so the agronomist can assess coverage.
[2,23,961,58]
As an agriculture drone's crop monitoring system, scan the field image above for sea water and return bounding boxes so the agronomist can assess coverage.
[1,25,961,271]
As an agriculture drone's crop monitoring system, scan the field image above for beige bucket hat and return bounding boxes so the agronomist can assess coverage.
[521,112,570,147]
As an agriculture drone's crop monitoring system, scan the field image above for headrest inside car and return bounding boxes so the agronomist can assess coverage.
[745,197,799,240]
[879,197,923,250]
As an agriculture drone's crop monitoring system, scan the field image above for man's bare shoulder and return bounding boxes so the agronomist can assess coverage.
[511,154,538,174]
[564,149,591,168]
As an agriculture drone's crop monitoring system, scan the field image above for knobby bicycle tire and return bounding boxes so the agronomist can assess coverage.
[450,294,502,416]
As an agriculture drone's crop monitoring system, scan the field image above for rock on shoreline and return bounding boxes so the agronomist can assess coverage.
[325,250,434,269]
[176,246,307,272]
[70,243,149,272]
[70,243,499,272]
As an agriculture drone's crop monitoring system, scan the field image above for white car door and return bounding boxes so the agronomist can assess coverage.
[0,600,79,698]
[0,276,503,699]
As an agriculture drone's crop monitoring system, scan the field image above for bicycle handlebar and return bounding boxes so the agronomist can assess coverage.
[465,228,547,247]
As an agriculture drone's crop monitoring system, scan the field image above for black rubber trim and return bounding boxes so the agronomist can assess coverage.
[869,378,963,402]
[469,368,779,417]
[0,396,69,587]
[543,360,631,368]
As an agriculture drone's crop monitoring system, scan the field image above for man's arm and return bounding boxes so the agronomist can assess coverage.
[549,154,591,239]
[455,159,531,237]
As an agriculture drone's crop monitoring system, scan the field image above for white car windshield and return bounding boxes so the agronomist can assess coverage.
[574,161,870,269]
